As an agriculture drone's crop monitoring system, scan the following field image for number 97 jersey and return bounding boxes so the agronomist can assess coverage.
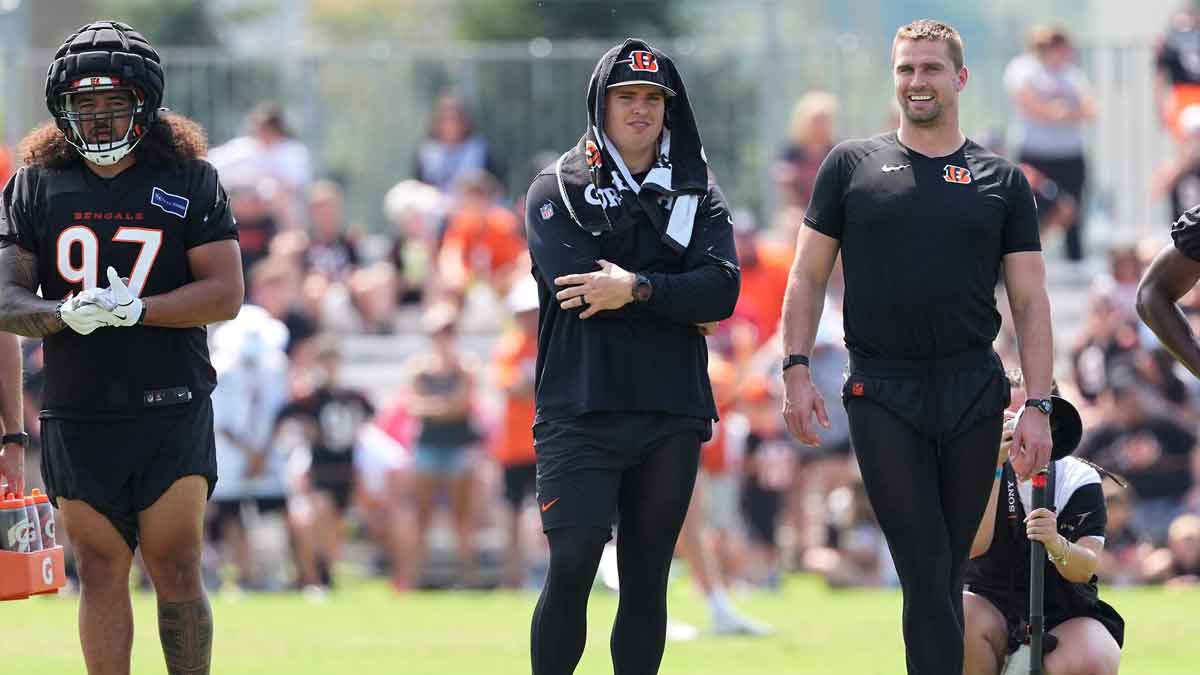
[0,158,239,420]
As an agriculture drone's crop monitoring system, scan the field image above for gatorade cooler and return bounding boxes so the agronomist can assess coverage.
[0,492,66,601]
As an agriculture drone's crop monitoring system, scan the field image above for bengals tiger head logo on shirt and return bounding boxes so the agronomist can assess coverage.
[943,164,972,184]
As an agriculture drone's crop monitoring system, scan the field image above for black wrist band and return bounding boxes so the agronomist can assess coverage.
[2,431,29,448]
[136,304,147,325]
[783,354,810,371]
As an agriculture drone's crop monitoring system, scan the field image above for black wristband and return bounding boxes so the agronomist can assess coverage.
[2,432,29,448]
[782,354,810,371]
[136,303,147,325]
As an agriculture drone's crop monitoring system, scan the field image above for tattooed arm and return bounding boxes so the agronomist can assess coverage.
[0,243,65,337]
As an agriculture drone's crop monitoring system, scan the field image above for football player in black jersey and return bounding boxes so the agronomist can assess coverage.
[781,19,1054,675]
[0,21,241,675]
[1137,205,1200,379]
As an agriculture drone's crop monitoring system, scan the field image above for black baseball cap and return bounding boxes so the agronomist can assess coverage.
[606,44,677,97]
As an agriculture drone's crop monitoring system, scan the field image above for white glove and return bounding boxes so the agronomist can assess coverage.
[102,266,145,327]
[72,286,118,312]
[59,294,115,335]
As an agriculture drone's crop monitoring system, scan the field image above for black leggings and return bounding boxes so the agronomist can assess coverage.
[530,431,700,675]
[847,397,1001,675]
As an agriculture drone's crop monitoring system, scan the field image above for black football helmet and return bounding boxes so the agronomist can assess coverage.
[44,21,164,166]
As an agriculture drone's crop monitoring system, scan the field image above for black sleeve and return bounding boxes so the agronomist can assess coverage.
[0,168,40,252]
[1170,205,1200,262]
[1156,40,1177,79]
[525,173,610,285]
[356,391,376,417]
[1003,166,1042,254]
[185,161,238,249]
[802,141,852,239]
[524,173,639,321]
[1056,483,1107,542]
[640,183,741,324]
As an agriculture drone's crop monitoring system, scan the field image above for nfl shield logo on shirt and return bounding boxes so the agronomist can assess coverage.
[540,201,555,220]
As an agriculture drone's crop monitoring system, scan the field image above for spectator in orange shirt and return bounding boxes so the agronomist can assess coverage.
[731,211,792,346]
[676,352,771,635]
[437,170,526,297]
[492,278,541,588]
[0,144,12,191]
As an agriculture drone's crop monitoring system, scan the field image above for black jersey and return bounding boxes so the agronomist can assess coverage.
[1157,28,1200,86]
[805,132,1041,360]
[278,387,374,472]
[0,159,237,419]
[965,458,1109,623]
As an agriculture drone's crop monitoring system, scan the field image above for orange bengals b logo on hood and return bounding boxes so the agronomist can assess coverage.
[585,140,602,169]
[943,164,972,184]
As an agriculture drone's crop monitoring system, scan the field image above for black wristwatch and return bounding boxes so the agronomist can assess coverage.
[1024,398,1053,415]
[632,273,653,303]
[783,354,811,371]
[1,432,29,448]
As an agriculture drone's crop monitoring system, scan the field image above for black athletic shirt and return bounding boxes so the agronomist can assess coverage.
[0,159,238,419]
[805,132,1041,360]
[1157,27,1200,86]
[277,386,374,482]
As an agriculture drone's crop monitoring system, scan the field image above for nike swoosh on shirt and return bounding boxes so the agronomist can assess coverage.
[881,164,910,173]
[540,498,560,513]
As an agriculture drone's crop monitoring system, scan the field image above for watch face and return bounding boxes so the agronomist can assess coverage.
[634,279,652,302]
[1029,399,1052,415]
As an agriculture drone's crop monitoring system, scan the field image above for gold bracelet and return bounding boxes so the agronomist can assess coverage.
[1046,534,1069,566]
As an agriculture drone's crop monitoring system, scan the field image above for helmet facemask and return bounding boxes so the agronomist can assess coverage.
[53,77,149,166]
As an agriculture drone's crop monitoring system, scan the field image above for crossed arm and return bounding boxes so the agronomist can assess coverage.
[0,243,65,338]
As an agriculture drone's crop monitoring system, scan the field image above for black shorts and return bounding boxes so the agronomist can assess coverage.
[311,463,353,513]
[502,462,537,509]
[534,412,708,534]
[741,480,781,546]
[40,399,217,551]
[207,496,288,544]
[967,584,1125,649]
[843,347,1009,442]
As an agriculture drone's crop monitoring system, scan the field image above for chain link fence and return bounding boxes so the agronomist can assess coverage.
[0,35,1177,247]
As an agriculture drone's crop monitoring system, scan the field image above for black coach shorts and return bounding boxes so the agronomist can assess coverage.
[842,347,1010,443]
[533,412,708,534]
[40,399,217,551]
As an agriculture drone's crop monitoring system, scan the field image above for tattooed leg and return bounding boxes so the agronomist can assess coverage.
[158,597,213,675]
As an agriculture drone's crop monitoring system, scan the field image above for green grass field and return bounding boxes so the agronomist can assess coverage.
[5,575,1198,674]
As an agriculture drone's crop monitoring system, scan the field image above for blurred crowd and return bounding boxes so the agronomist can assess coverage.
[9,16,1200,602]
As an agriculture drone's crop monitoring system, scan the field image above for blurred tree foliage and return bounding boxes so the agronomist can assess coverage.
[455,0,684,40]
[95,0,277,46]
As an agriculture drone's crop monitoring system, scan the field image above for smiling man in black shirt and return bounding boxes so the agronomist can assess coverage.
[781,19,1054,675]
[524,38,739,675]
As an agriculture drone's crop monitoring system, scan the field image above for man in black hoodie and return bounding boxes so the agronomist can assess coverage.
[524,39,739,674]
